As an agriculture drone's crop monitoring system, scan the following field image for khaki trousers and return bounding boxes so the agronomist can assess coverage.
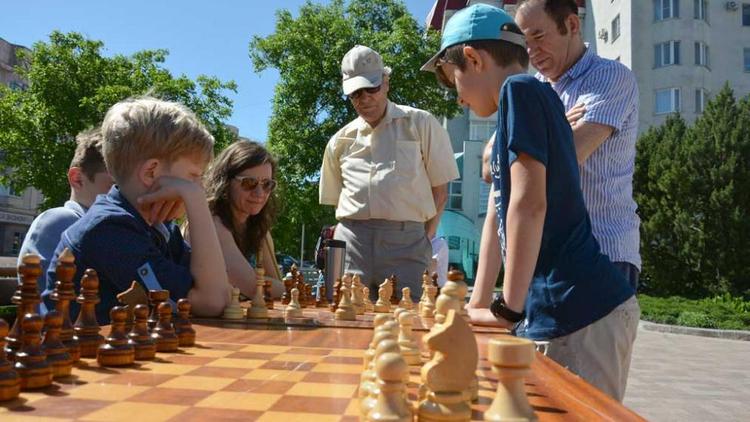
[545,295,640,402]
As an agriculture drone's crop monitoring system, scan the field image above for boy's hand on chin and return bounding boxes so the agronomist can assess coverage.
[137,176,199,225]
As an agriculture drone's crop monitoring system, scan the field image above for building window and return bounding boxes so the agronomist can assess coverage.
[743,4,750,26]
[0,184,17,197]
[448,236,461,250]
[611,15,621,42]
[447,180,463,210]
[655,88,681,114]
[12,232,22,255]
[744,48,750,72]
[694,0,707,21]
[469,120,495,141]
[654,0,679,20]
[654,41,680,67]
[694,42,709,67]
[695,89,708,113]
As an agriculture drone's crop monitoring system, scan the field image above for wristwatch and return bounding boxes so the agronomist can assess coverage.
[490,294,524,323]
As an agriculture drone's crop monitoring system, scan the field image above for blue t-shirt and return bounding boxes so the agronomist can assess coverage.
[42,186,192,324]
[19,200,86,297]
[491,74,634,340]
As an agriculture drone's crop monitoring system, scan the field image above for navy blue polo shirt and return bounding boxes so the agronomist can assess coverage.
[491,74,634,340]
[42,185,192,324]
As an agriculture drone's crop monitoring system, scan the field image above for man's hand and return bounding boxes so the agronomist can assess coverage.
[566,103,586,127]
[467,307,513,329]
[137,176,198,225]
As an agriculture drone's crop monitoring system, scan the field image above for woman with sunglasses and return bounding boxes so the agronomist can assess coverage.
[186,141,284,299]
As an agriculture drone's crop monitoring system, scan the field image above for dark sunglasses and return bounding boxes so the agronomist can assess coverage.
[348,85,382,100]
[435,59,457,91]
[234,176,277,193]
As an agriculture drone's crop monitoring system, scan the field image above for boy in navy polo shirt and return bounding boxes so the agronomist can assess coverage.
[422,4,639,401]
[43,97,232,324]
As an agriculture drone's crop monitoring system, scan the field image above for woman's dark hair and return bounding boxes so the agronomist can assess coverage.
[204,141,278,257]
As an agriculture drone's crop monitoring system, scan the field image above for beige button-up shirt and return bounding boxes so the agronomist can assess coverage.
[319,101,459,222]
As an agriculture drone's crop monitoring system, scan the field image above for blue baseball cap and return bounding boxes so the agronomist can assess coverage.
[421,4,526,72]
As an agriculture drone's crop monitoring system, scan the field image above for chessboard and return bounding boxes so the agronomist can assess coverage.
[0,323,646,421]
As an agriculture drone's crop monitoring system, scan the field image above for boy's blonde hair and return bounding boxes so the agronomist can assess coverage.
[101,97,214,183]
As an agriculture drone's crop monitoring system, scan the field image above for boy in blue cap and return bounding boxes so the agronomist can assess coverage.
[422,4,639,401]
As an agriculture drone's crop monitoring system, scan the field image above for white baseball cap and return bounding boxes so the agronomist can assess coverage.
[341,45,387,96]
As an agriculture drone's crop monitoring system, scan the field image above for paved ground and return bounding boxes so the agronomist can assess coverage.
[623,325,750,421]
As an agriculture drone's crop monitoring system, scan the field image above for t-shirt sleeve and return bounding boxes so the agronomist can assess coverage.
[579,65,638,131]
[80,218,193,301]
[504,79,549,166]
[419,112,459,186]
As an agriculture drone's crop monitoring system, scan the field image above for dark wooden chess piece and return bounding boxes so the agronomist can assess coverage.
[175,299,196,347]
[148,290,170,330]
[0,319,20,401]
[330,277,342,312]
[432,272,441,297]
[14,313,53,390]
[389,274,400,305]
[41,310,73,378]
[6,254,42,362]
[316,285,330,308]
[117,280,148,333]
[128,304,156,360]
[152,302,179,353]
[50,248,80,362]
[73,269,104,358]
[264,278,274,310]
[97,306,135,367]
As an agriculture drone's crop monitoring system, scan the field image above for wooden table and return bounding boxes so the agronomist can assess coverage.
[0,319,645,421]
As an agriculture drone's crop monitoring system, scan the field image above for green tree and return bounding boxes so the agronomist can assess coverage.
[249,0,460,256]
[0,31,237,209]
[635,85,750,297]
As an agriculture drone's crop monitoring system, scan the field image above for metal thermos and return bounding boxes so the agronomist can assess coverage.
[323,239,346,302]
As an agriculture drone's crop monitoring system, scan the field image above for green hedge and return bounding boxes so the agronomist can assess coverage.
[639,294,750,331]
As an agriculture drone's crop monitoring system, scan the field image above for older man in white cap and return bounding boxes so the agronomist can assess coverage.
[319,45,458,301]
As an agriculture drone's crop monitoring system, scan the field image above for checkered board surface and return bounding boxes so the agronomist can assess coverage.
[0,335,504,421]
[0,324,644,421]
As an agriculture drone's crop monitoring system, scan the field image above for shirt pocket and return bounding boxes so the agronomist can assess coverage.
[395,140,420,175]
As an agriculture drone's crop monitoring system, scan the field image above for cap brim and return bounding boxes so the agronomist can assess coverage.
[420,49,445,73]
[342,72,383,95]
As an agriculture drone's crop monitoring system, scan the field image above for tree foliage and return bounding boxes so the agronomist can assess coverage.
[249,0,461,256]
[0,31,237,209]
[635,85,750,298]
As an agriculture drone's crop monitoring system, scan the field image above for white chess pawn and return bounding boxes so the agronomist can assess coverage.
[397,311,421,365]
[398,287,414,311]
[367,352,412,422]
[284,288,303,318]
[363,287,375,312]
[222,287,244,320]
[247,284,268,319]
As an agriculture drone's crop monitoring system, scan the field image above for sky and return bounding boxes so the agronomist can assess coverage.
[0,0,435,141]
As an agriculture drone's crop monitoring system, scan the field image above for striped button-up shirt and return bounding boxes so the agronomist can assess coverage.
[537,46,641,269]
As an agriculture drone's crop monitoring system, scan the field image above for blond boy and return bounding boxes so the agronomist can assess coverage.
[42,97,231,323]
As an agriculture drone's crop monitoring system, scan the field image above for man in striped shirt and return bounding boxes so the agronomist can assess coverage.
[470,0,640,309]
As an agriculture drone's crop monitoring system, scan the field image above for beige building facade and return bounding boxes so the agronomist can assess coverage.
[0,37,45,256]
